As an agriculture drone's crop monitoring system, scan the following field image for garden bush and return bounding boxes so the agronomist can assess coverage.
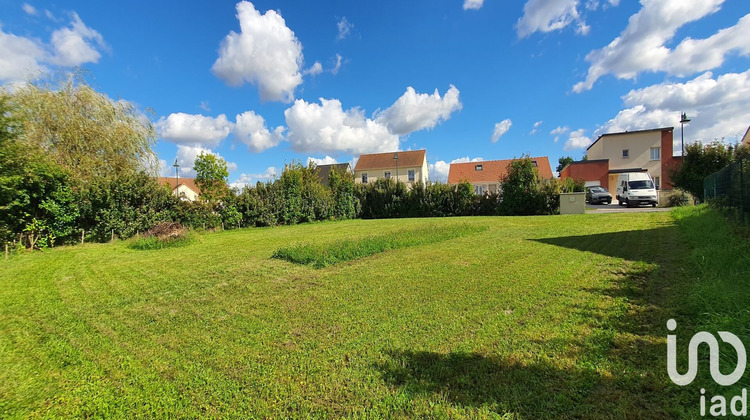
[128,222,197,250]
[664,188,695,207]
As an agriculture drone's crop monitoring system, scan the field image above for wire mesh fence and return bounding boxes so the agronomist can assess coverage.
[704,156,750,226]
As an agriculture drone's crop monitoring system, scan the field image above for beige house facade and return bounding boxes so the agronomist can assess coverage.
[581,128,681,194]
[354,150,428,188]
[158,177,201,202]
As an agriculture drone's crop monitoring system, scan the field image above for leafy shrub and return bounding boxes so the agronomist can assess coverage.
[128,222,197,250]
[560,177,586,193]
[272,224,486,268]
[664,188,695,207]
[500,157,547,215]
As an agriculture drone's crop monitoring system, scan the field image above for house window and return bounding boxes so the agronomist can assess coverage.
[531,161,538,167]
[475,164,483,171]
[384,171,391,179]
[622,149,629,158]
[650,147,661,160]
[474,185,484,195]
[362,173,368,183]
[654,176,660,190]
[408,170,415,182]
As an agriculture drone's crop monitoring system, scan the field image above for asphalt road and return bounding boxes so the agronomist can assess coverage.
[585,201,672,213]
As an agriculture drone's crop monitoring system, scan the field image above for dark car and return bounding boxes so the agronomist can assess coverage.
[586,186,612,205]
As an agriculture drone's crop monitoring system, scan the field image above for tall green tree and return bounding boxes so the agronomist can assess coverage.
[670,141,746,201]
[194,152,229,203]
[9,76,157,184]
[500,156,547,215]
[1,94,77,246]
[556,156,574,175]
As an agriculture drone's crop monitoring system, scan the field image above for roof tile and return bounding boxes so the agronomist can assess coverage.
[354,150,426,171]
[447,157,553,184]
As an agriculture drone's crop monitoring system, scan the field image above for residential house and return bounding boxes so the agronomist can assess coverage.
[742,126,750,147]
[447,157,554,195]
[314,163,351,186]
[354,150,428,187]
[559,127,682,195]
[158,177,201,202]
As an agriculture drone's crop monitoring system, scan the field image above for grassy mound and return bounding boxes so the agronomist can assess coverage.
[272,224,486,268]
[128,222,197,250]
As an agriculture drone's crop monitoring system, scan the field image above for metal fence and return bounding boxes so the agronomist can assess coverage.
[704,156,750,226]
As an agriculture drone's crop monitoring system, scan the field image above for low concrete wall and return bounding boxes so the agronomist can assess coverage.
[560,192,586,214]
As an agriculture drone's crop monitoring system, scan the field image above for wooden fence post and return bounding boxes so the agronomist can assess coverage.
[81,230,85,244]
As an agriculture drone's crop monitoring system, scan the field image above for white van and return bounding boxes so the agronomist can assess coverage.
[616,172,658,207]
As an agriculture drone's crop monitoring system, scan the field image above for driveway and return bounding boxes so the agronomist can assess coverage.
[585,201,672,213]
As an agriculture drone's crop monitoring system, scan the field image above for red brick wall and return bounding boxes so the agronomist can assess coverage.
[560,160,609,188]
[661,130,681,189]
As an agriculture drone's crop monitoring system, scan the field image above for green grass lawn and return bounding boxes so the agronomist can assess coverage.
[2,207,749,418]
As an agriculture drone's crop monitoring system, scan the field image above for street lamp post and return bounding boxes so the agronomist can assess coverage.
[679,112,691,204]
[393,152,399,184]
[173,159,180,197]
[680,112,691,157]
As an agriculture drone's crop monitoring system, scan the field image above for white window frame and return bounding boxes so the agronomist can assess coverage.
[622,149,629,159]
[384,171,391,179]
[362,173,368,183]
[408,170,415,182]
[650,147,661,160]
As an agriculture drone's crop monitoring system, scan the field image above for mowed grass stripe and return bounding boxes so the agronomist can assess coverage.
[2,210,741,418]
[271,224,487,268]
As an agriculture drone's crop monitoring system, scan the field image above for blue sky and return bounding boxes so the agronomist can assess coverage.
[2,0,749,185]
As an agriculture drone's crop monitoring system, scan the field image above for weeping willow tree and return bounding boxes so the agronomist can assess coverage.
[9,75,158,184]
[1,75,164,247]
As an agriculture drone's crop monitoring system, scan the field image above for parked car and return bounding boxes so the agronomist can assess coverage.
[615,172,658,207]
[585,186,612,205]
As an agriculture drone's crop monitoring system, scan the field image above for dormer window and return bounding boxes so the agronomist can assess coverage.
[531,161,538,167]
[475,164,483,171]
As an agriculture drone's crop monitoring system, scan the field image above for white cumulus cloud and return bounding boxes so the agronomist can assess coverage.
[50,12,106,67]
[550,125,569,142]
[0,28,47,82]
[564,128,592,150]
[212,1,304,103]
[173,145,237,178]
[375,85,462,136]
[530,120,543,134]
[0,13,106,84]
[285,98,399,155]
[234,110,285,152]
[332,54,343,75]
[22,3,37,15]
[572,0,750,92]
[429,156,483,182]
[463,0,484,11]
[337,17,353,40]
[429,161,451,182]
[229,166,278,189]
[307,156,338,166]
[157,113,233,147]
[491,119,512,142]
[283,85,461,155]
[595,70,750,147]
[516,0,584,38]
